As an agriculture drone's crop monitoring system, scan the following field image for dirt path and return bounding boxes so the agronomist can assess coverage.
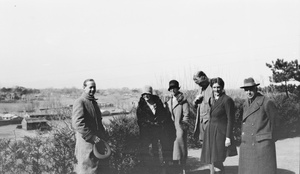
[187,137,300,174]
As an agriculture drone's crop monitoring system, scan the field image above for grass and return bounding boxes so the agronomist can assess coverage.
[0,124,38,140]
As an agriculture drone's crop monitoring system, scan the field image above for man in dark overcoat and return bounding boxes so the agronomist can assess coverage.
[239,77,279,174]
[72,79,108,174]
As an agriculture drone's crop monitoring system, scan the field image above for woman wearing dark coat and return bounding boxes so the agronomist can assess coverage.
[136,85,175,173]
[201,77,237,174]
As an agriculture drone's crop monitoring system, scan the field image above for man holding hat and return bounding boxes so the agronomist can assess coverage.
[72,79,109,174]
[136,85,175,174]
[239,77,279,174]
[192,71,212,145]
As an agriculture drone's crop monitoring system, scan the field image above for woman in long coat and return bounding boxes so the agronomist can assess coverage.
[136,85,175,173]
[239,77,278,174]
[201,77,237,174]
[166,80,189,174]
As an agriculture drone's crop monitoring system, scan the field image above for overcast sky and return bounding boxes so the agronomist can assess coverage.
[0,0,299,90]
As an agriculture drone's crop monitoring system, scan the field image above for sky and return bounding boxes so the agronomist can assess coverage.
[0,0,299,90]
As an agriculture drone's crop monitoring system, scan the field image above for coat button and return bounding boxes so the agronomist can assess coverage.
[242,132,245,135]
[252,143,255,146]
[251,133,254,136]
[251,123,254,126]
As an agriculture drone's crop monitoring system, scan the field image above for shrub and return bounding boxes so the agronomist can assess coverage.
[0,136,50,174]
[270,93,300,139]
[232,97,245,146]
[0,121,76,174]
[105,114,140,174]
[45,126,76,174]
[184,90,201,148]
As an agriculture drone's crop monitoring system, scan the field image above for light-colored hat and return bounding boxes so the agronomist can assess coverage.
[93,139,112,159]
[240,77,260,88]
[141,85,153,96]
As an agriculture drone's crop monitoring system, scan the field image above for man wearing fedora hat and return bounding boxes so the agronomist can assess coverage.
[238,77,279,174]
[192,71,212,145]
[72,79,109,174]
[137,85,175,174]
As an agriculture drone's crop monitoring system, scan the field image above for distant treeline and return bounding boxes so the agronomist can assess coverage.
[0,86,40,101]
[0,86,143,102]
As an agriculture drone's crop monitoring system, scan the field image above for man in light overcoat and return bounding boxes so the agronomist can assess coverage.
[72,79,108,174]
[239,77,279,174]
[193,71,212,144]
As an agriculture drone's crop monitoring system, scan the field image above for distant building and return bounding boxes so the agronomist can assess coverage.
[101,109,111,116]
[1,114,18,120]
[21,117,49,130]
[100,108,129,116]
[99,103,114,108]
[0,114,22,126]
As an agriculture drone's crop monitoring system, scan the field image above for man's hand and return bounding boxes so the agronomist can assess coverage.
[225,137,231,147]
[92,135,101,144]
[193,94,204,105]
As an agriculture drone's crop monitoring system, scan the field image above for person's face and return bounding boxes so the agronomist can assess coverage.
[84,81,96,96]
[212,83,223,97]
[244,86,257,100]
[193,76,208,87]
[170,87,179,96]
[142,94,151,101]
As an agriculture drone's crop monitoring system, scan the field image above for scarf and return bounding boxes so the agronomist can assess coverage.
[81,92,98,101]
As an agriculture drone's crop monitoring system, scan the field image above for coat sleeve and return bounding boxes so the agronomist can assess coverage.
[265,99,280,141]
[182,101,190,123]
[136,103,153,127]
[72,99,94,142]
[224,97,235,138]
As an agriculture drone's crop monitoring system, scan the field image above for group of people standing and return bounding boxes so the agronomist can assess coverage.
[135,70,278,174]
[71,71,279,174]
[137,80,189,174]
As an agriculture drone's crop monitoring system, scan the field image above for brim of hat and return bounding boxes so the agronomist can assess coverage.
[141,92,152,96]
[93,140,111,159]
[168,86,180,91]
[240,83,260,88]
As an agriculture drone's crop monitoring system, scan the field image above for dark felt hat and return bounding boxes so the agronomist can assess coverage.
[240,77,260,88]
[168,80,180,91]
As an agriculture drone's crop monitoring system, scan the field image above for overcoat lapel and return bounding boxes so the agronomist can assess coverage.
[171,96,179,110]
[243,95,265,121]
[146,106,155,117]
[169,96,180,121]
[210,95,224,112]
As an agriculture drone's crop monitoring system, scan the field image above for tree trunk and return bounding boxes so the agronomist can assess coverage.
[285,81,289,98]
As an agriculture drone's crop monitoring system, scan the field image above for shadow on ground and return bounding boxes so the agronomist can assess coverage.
[187,157,295,174]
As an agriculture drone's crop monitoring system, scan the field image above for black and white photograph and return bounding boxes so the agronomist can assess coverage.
[0,0,299,173]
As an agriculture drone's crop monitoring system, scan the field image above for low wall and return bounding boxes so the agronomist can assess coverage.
[0,119,22,126]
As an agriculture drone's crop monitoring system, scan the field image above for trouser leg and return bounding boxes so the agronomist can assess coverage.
[214,161,225,174]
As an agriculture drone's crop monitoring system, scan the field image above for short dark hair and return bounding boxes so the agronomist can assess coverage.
[83,79,95,87]
[210,77,225,89]
[195,71,207,78]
